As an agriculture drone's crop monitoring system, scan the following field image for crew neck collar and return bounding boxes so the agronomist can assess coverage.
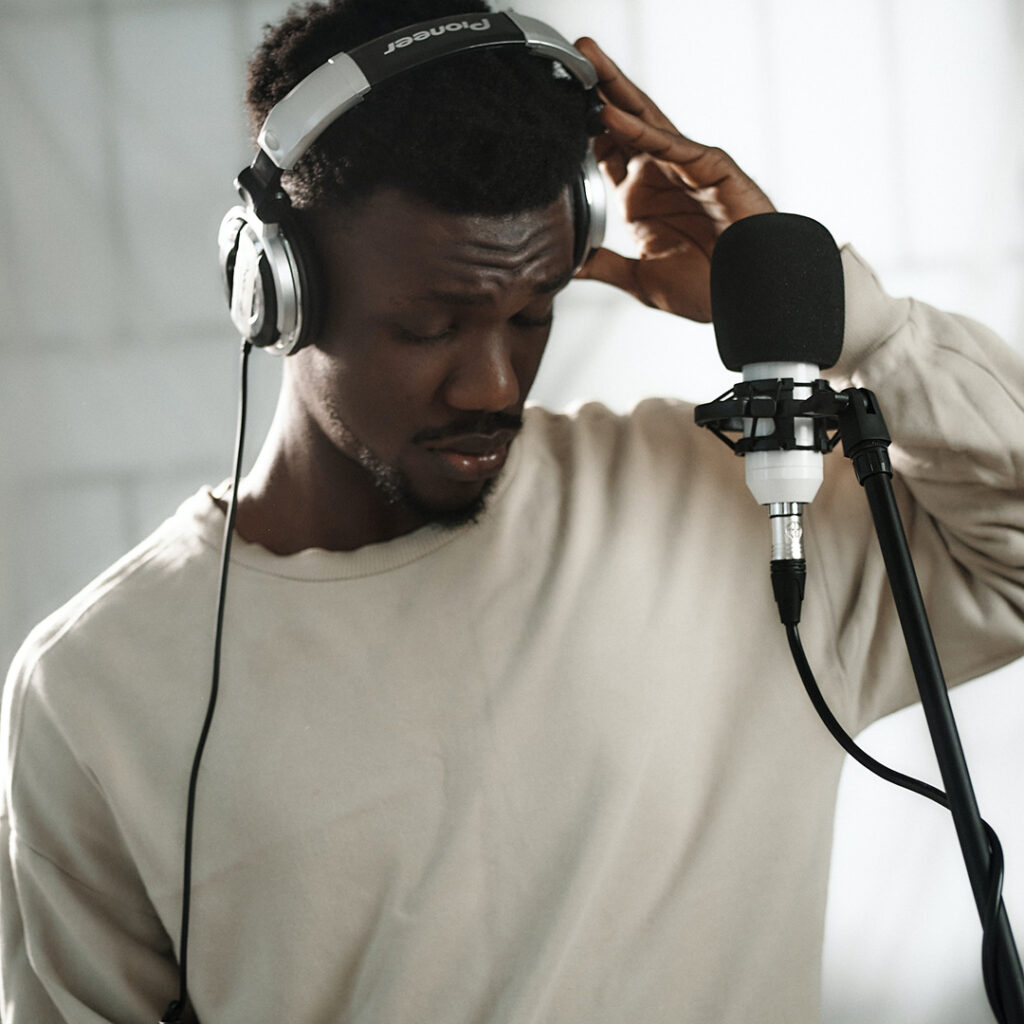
[179,428,524,581]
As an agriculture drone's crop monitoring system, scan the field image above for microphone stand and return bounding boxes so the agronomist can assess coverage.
[694,381,1024,1023]
[836,387,1024,1024]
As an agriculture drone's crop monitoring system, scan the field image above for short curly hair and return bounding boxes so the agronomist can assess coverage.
[244,0,596,214]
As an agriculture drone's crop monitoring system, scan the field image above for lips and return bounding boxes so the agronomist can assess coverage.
[424,429,517,481]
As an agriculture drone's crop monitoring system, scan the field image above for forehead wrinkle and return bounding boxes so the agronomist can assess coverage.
[410,266,572,309]
[457,226,556,255]
[422,268,573,305]
[424,236,571,290]
[452,218,566,258]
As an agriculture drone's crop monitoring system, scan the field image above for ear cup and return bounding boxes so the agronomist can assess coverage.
[217,203,322,355]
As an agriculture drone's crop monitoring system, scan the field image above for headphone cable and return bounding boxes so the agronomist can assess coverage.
[162,338,252,1024]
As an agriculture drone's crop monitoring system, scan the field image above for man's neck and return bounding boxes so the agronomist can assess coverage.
[223,419,428,556]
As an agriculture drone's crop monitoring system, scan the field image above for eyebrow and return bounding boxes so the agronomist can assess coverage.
[425,272,574,307]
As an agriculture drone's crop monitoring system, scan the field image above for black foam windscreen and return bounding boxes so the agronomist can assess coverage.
[710,212,845,372]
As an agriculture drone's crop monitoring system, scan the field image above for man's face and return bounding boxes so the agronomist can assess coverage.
[287,187,575,529]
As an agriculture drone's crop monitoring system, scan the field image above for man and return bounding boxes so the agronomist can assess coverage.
[2,1,1023,1022]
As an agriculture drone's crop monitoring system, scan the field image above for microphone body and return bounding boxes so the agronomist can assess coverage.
[741,359,823,508]
[706,212,846,622]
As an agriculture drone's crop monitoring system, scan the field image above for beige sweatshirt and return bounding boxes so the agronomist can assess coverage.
[3,247,1023,1023]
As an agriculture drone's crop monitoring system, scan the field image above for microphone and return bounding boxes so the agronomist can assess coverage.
[707,212,845,623]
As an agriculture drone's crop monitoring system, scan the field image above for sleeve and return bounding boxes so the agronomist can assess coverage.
[1,641,185,1024]
[804,244,1024,731]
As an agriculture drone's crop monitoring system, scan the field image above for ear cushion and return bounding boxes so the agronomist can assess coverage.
[275,206,323,354]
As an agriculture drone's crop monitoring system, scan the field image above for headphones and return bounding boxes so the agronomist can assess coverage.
[217,10,607,356]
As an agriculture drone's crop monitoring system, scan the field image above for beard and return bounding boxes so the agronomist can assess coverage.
[398,474,497,528]
[357,447,498,529]
[328,409,517,530]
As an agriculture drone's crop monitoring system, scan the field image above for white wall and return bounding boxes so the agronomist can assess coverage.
[1,1,1022,1019]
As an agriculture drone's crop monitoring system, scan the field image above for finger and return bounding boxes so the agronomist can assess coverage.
[601,104,774,220]
[594,115,679,190]
[592,134,629,188]
[574,37,677,135]
[599,104,710,183]
[601,152,629,188]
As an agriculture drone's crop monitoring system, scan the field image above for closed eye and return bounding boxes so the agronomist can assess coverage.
[511,310,554,329]
[393,306,554,342]
[395,324,456,344]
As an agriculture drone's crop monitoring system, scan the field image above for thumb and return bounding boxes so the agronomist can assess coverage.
[575,246,713,322]
[575,248,653,308]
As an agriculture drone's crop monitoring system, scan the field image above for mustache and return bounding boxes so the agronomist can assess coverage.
[413,411,524,444]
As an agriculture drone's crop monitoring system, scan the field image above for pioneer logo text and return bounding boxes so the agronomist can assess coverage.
[384,19,492,55]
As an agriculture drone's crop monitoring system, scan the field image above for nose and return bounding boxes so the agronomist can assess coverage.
[442,331,521,413]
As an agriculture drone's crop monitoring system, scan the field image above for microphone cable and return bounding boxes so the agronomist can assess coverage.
[162,338,253,1024]
[782,620,1012,1023]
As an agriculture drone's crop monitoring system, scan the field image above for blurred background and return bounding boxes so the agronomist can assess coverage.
[1,0,1021,1020]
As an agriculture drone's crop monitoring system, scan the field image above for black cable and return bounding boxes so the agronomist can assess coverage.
[162,339,252,1024]
[783,621,1012,1023]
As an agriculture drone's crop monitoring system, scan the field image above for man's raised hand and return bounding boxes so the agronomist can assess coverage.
[574,37,774,322]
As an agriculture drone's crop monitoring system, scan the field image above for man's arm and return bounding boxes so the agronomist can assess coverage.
[573,36,1024,723]
[810,246,1024,728]
[1,638,184,1023]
